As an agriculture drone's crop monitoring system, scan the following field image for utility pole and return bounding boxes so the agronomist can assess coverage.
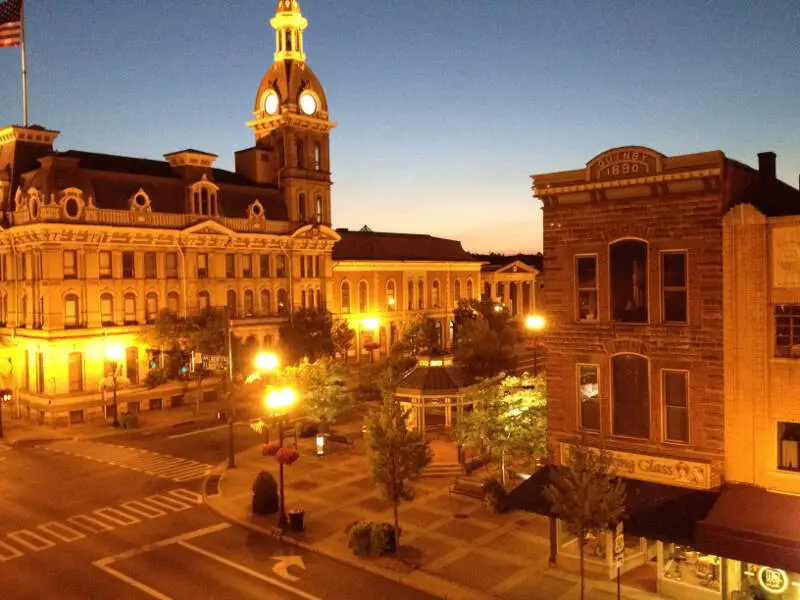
[226,306,236,469]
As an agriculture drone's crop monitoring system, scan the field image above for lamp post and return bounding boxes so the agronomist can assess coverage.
[525,314,546,375]
[253,352,280,443]
[266,386,296,528]
[105,344,124,428]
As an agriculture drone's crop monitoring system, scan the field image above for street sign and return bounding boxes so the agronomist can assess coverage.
[613,521,624,568]
[202,354,229,372]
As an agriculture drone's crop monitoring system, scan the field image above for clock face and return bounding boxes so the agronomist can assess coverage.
[299,92,317,115]
[264,92,279,115]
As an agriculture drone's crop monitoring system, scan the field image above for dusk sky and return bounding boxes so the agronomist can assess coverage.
[1,0,799,253]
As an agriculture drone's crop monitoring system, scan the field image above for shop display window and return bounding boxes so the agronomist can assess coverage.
[662,544,720,590]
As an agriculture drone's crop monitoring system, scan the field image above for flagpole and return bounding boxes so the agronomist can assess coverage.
[20,0,28,126]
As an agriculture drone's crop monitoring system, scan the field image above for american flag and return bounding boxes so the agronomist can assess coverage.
[0,0,22,49]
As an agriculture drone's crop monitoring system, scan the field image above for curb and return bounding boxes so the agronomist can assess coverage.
[5,436,75,447]
[201,462,489,600]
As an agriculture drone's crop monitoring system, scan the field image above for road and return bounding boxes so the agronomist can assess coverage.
[0,421,434,600]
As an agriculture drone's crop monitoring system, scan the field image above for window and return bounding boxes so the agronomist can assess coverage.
[0,255,6,281]
[145,292,158,324]
[431,281,440,308]
[100,293,114,326]
[298,194,306,221]
[387,280,396,311]
[64,294,79,328]
[315,195,323,223]
[167,292,179,315]
[418,281,424,309]
[314,143,321,170]
[775,305,800,357]
[316,289,322,311]
[63,250,77,279]
[578,365,600,431]
[662,252,687,323]
[576,256,599,321]
[166,252,179,278]
[227,290,237,317]
[244,290,255,316]
[611,353,650,438]
[126,347,139,385]
[144,252,157,279]
[306,256,314,278]
[225,254,235,279]
[453,280,461,305]
[68,352,83,393]
[99,251,112,279]
[260,255,270,278]
[497,283,505,304]
[276,255,287,278]
[315,256,321,278]
[0,294,7,326]
[610,240,648,323]
[20,295,27,327]
[466,279,473,299]
[483,281,491,301]
[124,293,137,325]
[296,140,305,169]
[260,289,271,314]
[20,253,28,280]
[198,291,210,311]
[242,255,253,278]
[122,251,135,279]
[341,281,351,313]
[300,256,306,278]
[408,280,414,310]
[277,289,288,314]
[36,352,44,394]
[663,370,689,443]
[197,253,209,279]
[359,281,368,313]
[300,290,307,309]
[778,422,800,471]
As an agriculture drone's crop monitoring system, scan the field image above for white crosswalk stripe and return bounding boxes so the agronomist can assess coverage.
[0,487,202,564]
[43,440,213,482]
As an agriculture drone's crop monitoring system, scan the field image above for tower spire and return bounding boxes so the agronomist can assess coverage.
[270,0,308,63]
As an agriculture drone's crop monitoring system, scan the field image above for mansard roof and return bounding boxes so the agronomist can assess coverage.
[332,228,476,262]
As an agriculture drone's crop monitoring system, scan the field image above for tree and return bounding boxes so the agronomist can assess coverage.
[277,357,352,432]
[396,315,439,355]
[544,438,626,600]
[454,317,516,379]
[279,309,334,363]
[456,372,547,484]
[331,319,355,361]
[365,400,432,546]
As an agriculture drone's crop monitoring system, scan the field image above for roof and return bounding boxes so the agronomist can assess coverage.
[333,229,476,262]
[395,364,470,396]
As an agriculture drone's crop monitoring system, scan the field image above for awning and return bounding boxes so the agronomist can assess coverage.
[695,484,800,573]
[508,465,718,546]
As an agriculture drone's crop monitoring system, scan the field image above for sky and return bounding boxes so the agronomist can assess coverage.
[1,1,799,254]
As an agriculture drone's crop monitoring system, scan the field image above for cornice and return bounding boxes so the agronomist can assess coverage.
[332,260,484,273]
[535,168,721,197]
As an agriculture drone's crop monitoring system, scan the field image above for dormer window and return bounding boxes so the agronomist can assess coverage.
[188,176,220,217]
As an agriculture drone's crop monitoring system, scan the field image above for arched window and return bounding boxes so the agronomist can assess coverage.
[198,291,210,311]
[308,289,315,310]
[359,281,368,313]
[483,281,491,301]
[20,294,27,327]
[313,143,321,170]
[201,188,209,215]
[315,195,323,223]
[387,280,396,311]
[611,239,648,323]
[407,280,414,310]
[417,281,424,309]
[316,289,322,311]
[277,289,288,314]
[244,289,255,316]
[466,279,473,299]
[0,294,7,326]
[341,281,351,314]
[100,293,114,326]
[298,193,306,221]
[123,293,137,325]
[167,292,180,315]
[260,289,272,314]
[300,290,307,309]
[453,280,461,305]
[64,293,79,328]
[226,290,237,317]
[431,280,440,308]
[145,292,158,324]
[296,138,305,169]
[612,353,650,438]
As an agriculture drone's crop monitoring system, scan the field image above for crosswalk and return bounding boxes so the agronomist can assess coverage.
[44,440,213,482]
[0,488,202,563]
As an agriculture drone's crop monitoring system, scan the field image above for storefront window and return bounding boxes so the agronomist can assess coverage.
[740,564,796,599]
[662,544,720,591]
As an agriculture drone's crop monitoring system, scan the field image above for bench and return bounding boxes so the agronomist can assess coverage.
[449,478,485,500]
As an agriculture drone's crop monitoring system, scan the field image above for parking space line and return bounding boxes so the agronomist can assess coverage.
[94,562,173,600]
[95,508,140,526]
[145,495,191,512]
[37,522,86,543]
[7,530,56,552]
[167,489,203,504]
[67,514,114,533]
[120,501,167,519]
[0,540,23,562]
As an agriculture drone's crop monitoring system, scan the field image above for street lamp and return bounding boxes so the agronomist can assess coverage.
[525,314,546,375]
[254,352,279,373]
[362,317,380,363]
[105,344,124,428]
[265,387,297,527]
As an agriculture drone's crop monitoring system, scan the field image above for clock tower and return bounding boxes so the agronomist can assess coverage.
[238,0,335,226]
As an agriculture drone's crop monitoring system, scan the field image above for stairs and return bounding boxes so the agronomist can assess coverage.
[421,462,462,478]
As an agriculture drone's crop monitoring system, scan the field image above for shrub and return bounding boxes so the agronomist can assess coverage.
[120,412,140,429]
[483,476,508,513]
[145,368,169,389]
[347,521,373,556]
[370,522,397,556]
[252,471,279,515]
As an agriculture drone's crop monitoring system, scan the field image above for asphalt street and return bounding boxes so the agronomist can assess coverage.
[0,421,433,600]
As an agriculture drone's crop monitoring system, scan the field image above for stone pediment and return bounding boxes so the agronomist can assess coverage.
[290,224,341,242]
[496,260,537,274]
[182,220,236,237]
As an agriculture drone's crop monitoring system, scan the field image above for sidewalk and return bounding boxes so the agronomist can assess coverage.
[205,435,665,600]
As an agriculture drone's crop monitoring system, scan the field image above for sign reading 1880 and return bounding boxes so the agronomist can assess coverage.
[590,149,659,181]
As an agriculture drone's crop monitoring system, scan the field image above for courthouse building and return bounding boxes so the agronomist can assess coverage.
[517,146,800,600]
[0,1,538,425]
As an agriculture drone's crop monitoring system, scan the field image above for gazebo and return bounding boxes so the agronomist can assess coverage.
[394,350,473,434]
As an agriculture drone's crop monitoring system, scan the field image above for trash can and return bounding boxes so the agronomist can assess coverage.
[288,509,305,532]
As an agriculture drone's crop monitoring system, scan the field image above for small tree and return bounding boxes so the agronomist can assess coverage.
[279,309,334,363]
[544,438,626,600]
[456,372,547,483]
[331,319,355,362]
[454,317,516,379]
[365,400,432,545]
[277,357,352,432]
[397,315,439,355]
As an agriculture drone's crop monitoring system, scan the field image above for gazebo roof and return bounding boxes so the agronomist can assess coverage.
[395,361,470,397]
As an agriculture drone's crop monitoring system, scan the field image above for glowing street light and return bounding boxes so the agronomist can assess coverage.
[264,387,297,527]
[524,314,546,375]
[362,317,379,331]
[254,352,279,373]
[105,344,125,428]
[525,314,545,331]
[494,304,503,313]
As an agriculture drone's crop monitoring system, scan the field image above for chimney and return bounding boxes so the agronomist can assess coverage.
[758,151,776,179]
